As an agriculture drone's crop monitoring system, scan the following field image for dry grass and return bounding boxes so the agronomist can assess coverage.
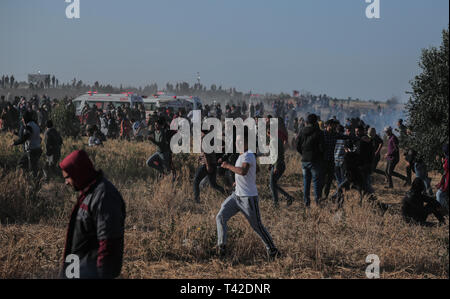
[0,133,448,279]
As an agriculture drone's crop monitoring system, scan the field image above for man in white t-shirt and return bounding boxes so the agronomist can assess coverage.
[217,127,280,259]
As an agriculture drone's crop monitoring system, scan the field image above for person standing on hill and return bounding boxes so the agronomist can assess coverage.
[217,127,280,260]
[60,150,126,279]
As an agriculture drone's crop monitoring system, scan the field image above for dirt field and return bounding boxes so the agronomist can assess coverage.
[0,133,448,279]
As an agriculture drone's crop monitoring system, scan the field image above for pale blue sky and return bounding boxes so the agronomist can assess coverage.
[0,0,448,101]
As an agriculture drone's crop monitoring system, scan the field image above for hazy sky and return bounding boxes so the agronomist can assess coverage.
[0,0,448,101]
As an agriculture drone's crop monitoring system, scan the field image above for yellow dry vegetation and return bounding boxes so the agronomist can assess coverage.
[0,132,448,279]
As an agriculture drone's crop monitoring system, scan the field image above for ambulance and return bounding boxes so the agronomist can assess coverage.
[72,92,144,116]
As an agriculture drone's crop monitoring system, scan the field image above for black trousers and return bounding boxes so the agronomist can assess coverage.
[403,201,445,224]
[321,160,335,199]
[19,148,42,176]
[406,164,412,185]
[193,165,225,202]
[385,159,399,187]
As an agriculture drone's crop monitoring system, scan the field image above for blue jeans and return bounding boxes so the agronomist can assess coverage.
[302,162,322,206]
[335,161,345,186]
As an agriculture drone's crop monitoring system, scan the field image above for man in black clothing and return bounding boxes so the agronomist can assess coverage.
[296,114,324,207]
[146,117,174,177]
[321,120,338,200]
[60,150,126,279]
[10,111,42,176]
[268,126,294,207]
[193,130,226,203]
[405,149,433,196]
[43,120,63,179]
[330,139,366,207]
[355,125,375,197]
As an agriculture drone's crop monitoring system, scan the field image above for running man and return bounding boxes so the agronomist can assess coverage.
[146,117,173,176]
[216,127,280,259]
[193,130,226,203]
[267,125,294,207]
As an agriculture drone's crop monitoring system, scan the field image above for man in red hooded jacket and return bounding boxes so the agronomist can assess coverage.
[59,150,126,279]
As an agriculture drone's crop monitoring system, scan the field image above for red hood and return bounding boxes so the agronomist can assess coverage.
[438,158,449,192]
[59,150,98,191]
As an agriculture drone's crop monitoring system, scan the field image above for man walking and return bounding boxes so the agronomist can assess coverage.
[267,125,294,207]
[60,150,126,279]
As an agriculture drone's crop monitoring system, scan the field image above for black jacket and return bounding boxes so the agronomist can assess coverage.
[62,174,126,279]
[354,136,374,168]
[296,124,324,163]
[401,191,434,224]
[44,127,63,156]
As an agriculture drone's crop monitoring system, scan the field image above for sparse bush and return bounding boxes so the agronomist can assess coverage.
[406,27,449,169]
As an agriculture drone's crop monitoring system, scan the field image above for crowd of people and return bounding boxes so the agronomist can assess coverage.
[1,93,448,279]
